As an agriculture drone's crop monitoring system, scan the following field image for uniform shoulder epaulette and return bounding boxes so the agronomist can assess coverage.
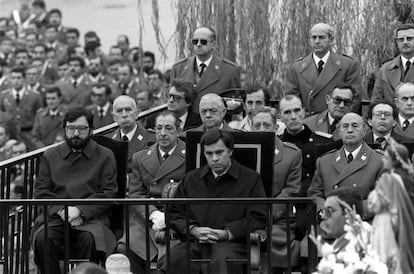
[147,128,156,134]
[222,58,238,67]
[36,107,46,114]
[341,53,355,60]
[292,56,303,63]
[173,57,188,66]
[320,148,337,157]
[314,130,333,139]
[283,141,300,151]
[375,149,384,155]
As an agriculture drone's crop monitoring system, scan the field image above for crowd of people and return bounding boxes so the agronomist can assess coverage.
[1,1,414,274]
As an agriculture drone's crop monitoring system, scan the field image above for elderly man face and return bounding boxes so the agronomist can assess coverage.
[326,87,354,120]
[251,111,277,132]
[155,113,179,153]
[192,27,215,61]
[199,94,226,130]
[112,96,139,133]
[309,23,333,58]
[338,113,367,150]
[395,83,414,119]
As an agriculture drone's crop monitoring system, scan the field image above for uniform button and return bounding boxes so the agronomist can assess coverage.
[352,184,356,187]
[306,154,310,158]
[309,138,313,142]
[152,182,157,185]
[306,173,310,177]
[334,185,338,189]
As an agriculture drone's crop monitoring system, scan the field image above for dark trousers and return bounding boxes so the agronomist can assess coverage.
[160,241,246,274]
[34,224,97,274]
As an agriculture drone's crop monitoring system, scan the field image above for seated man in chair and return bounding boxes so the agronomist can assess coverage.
[162,129,266,274]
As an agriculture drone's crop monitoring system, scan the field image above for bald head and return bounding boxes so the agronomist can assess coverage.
[338,113,367,151]
[309,23,334,58]
[199,93,226,130]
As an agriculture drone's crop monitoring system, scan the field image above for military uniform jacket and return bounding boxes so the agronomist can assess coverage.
[171,55,241,113]
[393,119,414,141]
[371,55,414,103]
[56,75,93,108]
[286,52,362,114]
[280,125,333,196]
[304,109,341,140]
[32,106,66,148]
[86,104,114,129]
[0,87,43,129]
[111,77,143,100]
[308,142,383,210]
[121,140,186,260]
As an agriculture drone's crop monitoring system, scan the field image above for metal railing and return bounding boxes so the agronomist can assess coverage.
[0,198,318,274]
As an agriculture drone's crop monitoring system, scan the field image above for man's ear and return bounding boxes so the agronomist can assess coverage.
[367,119,372,127]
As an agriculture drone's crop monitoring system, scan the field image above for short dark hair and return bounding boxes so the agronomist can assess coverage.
[44,24,57,32]
[66,28,80,38]
[33,42,47,52]
[326,187,363,217]
[48,8,62,18]
[329,84,356,99]
[244,85,270,104]
[68,56,86,68]
[14,48,29,56]
[70,262,108,274]
[32,0,46,9]
[45,86,62,97]
[10,67,26,78]
[63,107,94,128]
[171,79,196,104]
[200,129,234,150]
[143,51,155,63]
[368,100,398,120]
[155,110,180,130]
[118,34,129,44]
[92,83,112,96]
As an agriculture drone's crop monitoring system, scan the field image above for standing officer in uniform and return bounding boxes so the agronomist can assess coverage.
[286,23,362,114]
[171,26,241,113]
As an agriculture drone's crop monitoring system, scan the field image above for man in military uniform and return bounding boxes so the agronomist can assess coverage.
[393,82,414,140]
[109,95,154,172]
[111,63,143,100]
[251,106,303,269]
[372,24,414,103]
[32,86,66,148]
[0,67,43,149]
[285,23,362,114]
[171,26,241,113]
[308,113,383,211]
[117,110,186,273]
[304,85,355,140]
[86,56,114,86]
[86,84,114,129]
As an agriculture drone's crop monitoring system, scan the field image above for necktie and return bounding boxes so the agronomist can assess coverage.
[121,84,127,95]
[161,153,169,162]
[402,119,410,131]
[99,108,104,118]
[317,60,324,74]
[404,61,411,78]
[122,135,129,142]
[375,137,386,149]
[73,79,78,88]
[199,63,207,77]
[330,119,338,134]
[15,92,20,105]
[347,153,353,164]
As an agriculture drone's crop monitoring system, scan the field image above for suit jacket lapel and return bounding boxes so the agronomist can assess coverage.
[299,55,318,87]
[313,53,341,96]
[335,143,370,185]
[387,57,403,91]
[333,149,347,175]
[197,55,221,92]
[180,56,197,83]
[141,144,160,178]
[315,110,330,133]
[153,140,185,182]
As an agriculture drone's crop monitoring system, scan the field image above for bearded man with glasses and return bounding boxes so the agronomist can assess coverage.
[32,107,118,274]
[304,85,355,140]
[171,26,241,113]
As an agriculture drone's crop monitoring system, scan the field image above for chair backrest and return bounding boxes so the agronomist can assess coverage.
[185,131,275,197]
[92,135,128,233]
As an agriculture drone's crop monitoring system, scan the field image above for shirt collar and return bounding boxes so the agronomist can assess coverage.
[196,55,213,72]
[178,111,189,130]
[98,102,110,115]
[13,87,26,97]
[313,51,330,67]
[398,113,414,125]
[327,112,336,125]
[121,123,137,141]
[373,132,391,141]
[158,144,177,158]
[71,75,84,84]
[344,143,363,159]
[401,56,414,70]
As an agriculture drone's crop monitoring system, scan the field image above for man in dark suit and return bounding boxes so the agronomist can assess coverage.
[33,107,118,274]
[308,113,383,211]
[304,85,355,140]
[365,100,412,147]
[56,56,93,108]
[164,129,266,274]
[393,82,414,140]
[117,110,186,273]
[372,24,414,103]
[111,63,144,100]
[171,26,241,113]
[109,95,154,171]
[286,23,362,114]
[86,84,114,129]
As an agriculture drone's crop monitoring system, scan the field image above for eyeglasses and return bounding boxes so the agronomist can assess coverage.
[191,39,210,45]
[395,36,414,43]
[318,207,339,221]
[91,92,105,97]
[372,111,393,118]
[65,126,89,134]
[331,96,353,107]
[167,93,185,102]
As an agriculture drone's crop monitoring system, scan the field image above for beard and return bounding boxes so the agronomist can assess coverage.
[65,135,90,150]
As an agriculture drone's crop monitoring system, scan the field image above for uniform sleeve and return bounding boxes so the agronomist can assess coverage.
[285,64,301,96]
[307,157,325,211]
[32,113,45,149]
[371,69,385,103]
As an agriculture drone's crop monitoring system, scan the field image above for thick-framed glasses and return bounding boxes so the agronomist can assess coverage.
[65,126,89,134]
[331,96,353,107]
[191,39,210,45]
[167,93,185,102]
[372,111,393,118]
[395,36,414,43]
